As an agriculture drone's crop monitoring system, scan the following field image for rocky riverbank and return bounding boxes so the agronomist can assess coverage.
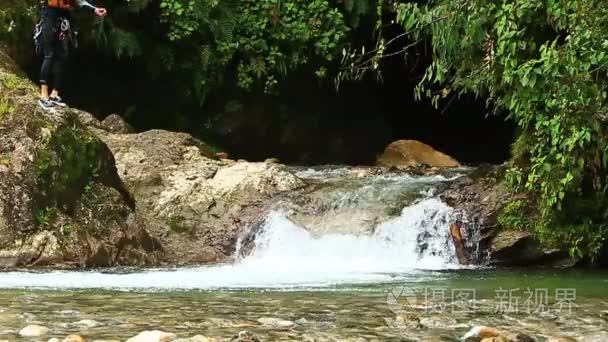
[0,48,575,268]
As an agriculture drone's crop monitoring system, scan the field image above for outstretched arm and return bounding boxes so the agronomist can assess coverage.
[76,0,107,16]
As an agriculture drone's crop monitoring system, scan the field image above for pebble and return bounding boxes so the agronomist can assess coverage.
[63,335,85,342]
[580,331,608,342]
[256,317,295,329]
[126,330,177,342]
[174,336,216,342]
[419,316,458,329]
[231,331,260,342]
[73,319,102,328]
[19,325,50,337]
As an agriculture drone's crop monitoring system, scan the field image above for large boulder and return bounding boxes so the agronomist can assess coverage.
[377,140,460,168]
[95,128,305,264]
[489,230,575,267]
[440,166,576,267]
[0,51,160,267]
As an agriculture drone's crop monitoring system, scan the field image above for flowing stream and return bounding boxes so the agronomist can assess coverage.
[0,167,607,341]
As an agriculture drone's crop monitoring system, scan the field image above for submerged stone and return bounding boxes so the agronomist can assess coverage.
[257,317,296,329]
[126,330,176,342]
[18,324,50,337]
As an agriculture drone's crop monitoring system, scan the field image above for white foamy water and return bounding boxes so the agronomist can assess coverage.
[0,199,461,290]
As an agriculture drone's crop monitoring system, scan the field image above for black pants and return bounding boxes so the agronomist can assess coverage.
[39,16,69,93]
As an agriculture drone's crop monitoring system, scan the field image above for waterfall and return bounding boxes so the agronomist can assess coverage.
[242,198,458,275]
[0,201,463,290]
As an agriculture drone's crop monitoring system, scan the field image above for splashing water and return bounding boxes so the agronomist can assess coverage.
[0,198,460,290]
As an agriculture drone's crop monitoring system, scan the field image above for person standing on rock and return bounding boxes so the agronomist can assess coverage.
[36,0,107,110]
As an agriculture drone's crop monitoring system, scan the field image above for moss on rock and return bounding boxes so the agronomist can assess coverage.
[0,49,160,267]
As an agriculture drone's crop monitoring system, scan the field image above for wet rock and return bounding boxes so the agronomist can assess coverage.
[18,324,50,337]
[513,333,535,342]
[295,318,309,325]
[489,230,575,266]
[0,52,160,267]
[545,337,576,342]
[257,317,296,329]
[216,152,230,160]
[386,314,421,330]
[97,128,305,264]
[377,140,460,168]
[174,336,216,342]
[580,332,608,342]
[48,339,61,342]
[0,230,61,267]
[264,158,280,164]
[230,331,260,342]
[419,316,459,329]
[463,326,503,342]
[101,114,134,134]
[126,331,176,342]
[63,335,85,342]
[480,337,510,342]
[72,319,101,328]
[450,222,469,265]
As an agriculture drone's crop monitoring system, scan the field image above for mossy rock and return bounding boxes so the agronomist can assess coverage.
[0,49,159,267]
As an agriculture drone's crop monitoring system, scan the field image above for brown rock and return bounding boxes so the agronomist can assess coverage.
[63,335,85,342]
[450,222,469,265]
[464,326,503,342]
[216,152,230,160]
[489,230,576,267]
[101,114,134,134]
[377,140,460,168]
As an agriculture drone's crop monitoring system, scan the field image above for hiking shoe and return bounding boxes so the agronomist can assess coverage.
[38,98,56,110]
[50,96,67,107]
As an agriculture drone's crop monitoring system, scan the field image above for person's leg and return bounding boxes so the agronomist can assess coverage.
[50,53,67,105]
[49,37,69,106]
[39,17,56,103]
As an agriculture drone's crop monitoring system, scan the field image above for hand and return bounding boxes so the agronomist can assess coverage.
[95,7,107,17]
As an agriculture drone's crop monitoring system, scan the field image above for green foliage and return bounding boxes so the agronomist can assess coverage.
[84,0,350,99]
[383,0,608,259]
[34,113,104,210]
[497,200,532,232]
[0,99,13,121]
[0,1,37,60]
[34,207,58,227]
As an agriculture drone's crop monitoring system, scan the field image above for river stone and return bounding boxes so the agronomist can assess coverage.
[480,337,510,342]
[63,335,85,342]
[231,331,260,342]
[174,336,216,342]
[580,332,608,342]
[419,316,459,329]
[19,324,50,337]
[377,140,460,168]
[463,326,503,342]
[72,319,101,328]
[257,317,296,329]
[126,330,177,342]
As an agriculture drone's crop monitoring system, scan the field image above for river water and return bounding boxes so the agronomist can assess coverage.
[0,168,607,340]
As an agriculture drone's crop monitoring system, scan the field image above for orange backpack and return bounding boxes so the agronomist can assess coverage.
[47,0,74,9]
